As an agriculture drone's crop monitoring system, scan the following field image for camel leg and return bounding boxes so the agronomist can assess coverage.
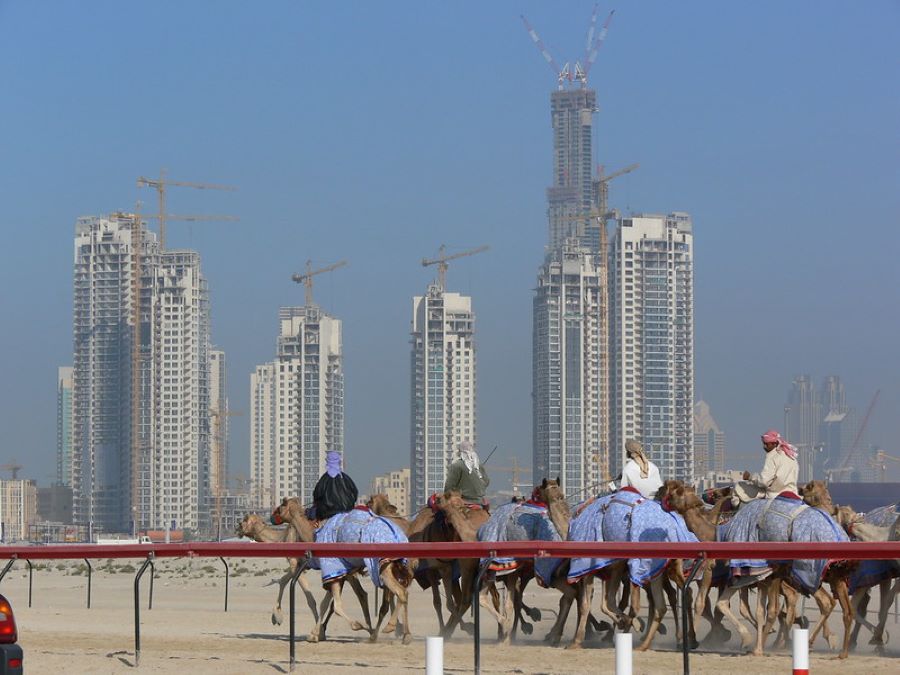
[430,574,445,634]
[328,579,371,636]
[760,579,781,652]
[739,586,756,627]
[344,575,373,633]
[833,577,853,659]
[380,565,412,645]
[498,575,517,645]
[546,577,576,647]
[662,576,680,642]
[716,585,754,649]
[808,585,836,649]
[871,579,899,649]
[567,576,595,649]
[774,581,799,649]
[751,580,770,656]
[850,587,871,649]
[272,569,292,626]
[636,578,666,652]
[442,560,474,638]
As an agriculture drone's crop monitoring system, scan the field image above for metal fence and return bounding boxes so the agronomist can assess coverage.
[1,541,898,674]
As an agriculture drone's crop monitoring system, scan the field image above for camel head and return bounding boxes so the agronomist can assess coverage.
[435,490,466,513]
[833,505,861,530]
[538,477,566,505]
[236,513,265,538]
[656,479,684,504]
[367,493,399,517]
[275,496,304,523]
[801,480,835,515]
[665,483,704,514]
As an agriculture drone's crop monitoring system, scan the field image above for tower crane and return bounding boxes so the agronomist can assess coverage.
[0,463,23,480]
[521,7,615,89]
[291,260,348,306]
[490,457,534,499]
[209,408,244,539]
[421,244,489,290]
[137,169,236,249]
[868,450,900,483]
[836,389,880,472]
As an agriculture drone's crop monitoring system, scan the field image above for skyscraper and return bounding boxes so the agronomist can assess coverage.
[57,366,74,487]
[250,363,276,506]
[547,89,599,251]
[410,286,477,508]
[532,245,607,494]
[784,375,821,482]
[73,214,158,532]
[609,213,695,482]
[251,306,344,505]
[73,214,213,533]
[209,349,228,518]
[693,400,726,476]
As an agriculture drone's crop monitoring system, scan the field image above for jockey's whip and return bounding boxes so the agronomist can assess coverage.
[482,445,499,464]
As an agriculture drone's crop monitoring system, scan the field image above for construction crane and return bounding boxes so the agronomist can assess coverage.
[421,244,489,290]
[836,389,881,473]
[209,408,243,540]
[521,7,615,89]
[490,457,534,499]
[554,163,639,243]
[868,450,900,483]
[0,463,23,480]
[291,260,348,306]
[137,169,236,249]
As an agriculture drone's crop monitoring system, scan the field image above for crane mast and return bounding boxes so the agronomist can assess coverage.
[291,260,348,306]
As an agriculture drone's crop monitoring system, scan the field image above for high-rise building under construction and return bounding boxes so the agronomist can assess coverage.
[72,214,212,533]
[410,287,477,508]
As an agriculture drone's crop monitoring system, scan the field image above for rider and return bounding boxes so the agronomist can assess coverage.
[311,450,359,520]
[444,440,489,506]
[741,429,799,500]
[620,439,664,499]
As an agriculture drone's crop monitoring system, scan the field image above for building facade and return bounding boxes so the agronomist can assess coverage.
[72,214,213,533]
[250,363,277,506]
[0,479,38,542]
[370,468,411,518]
[693,400,726,476]
[784,374,821,482]
[547,89,600,251]
[609,213,694,482]
[410,287,477,509]
[209,349,228,523]
[532,245,607,493]
[251,306,344,505]
[57,366,75,486]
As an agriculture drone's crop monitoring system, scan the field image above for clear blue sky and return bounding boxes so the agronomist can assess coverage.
[1,1,898,491]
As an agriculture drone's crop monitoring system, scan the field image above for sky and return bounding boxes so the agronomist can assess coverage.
[1,1,898,493]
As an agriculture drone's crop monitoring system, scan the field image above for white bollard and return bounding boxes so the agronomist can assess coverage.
[425,636,443,675]
[792,627,809,675]
[615,632,632,675]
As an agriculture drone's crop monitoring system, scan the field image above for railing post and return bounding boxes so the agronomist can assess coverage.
[0,556,17,585]
[473,559,491,675]
[134,554,153,666]
[220,556,229,612]
[148,561,155,610]
[85,559,92,609]
[26,560,33,607]
[681,554,703,675]
[289,555,311,672]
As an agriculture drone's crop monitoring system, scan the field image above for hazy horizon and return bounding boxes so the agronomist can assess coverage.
[1,1,898,496]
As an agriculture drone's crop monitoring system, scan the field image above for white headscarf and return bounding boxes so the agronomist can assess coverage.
[455,441,482,476]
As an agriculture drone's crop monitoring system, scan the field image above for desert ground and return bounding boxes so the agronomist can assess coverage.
[1,555,897,674]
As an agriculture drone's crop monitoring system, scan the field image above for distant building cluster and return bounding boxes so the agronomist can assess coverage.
[370,468,411,518]
[785,375,876,482]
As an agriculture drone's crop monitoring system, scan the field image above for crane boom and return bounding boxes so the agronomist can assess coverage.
[839,389,880,471]
[521,15,568,88]
[291,260,348,306]
[581,9,614,82]
[421,244,489,290]
[137,169,236,249]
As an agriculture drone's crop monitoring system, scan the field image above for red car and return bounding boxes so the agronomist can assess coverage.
[0,594,22,674]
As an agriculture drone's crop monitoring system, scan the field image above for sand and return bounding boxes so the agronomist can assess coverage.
[2,556,896,674]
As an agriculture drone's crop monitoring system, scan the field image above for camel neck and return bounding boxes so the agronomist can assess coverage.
[282,509,316,543]
[681,505,716,542]
[444,505,478,541]
[547,499,570,540]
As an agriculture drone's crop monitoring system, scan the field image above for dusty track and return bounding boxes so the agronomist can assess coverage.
[4,557,897,673]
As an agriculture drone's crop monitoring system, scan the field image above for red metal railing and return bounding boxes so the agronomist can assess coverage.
[1,540,899,560]
[1,541,898,673]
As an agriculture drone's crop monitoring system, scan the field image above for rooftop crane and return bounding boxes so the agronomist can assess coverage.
[868,450,900,483]
[553,163,639,245]
[0,463,23,480]
[838,389,881,472]
[521,7,615,89]
[421,244,489,290]
[291,260,348,306]
[209,408,244,539]
[137,169,236,249]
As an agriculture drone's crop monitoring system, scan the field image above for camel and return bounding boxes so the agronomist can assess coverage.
[429,490,494,638]
[822,498,899,652]
[276,497,415,644]
[236,513,326,630]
